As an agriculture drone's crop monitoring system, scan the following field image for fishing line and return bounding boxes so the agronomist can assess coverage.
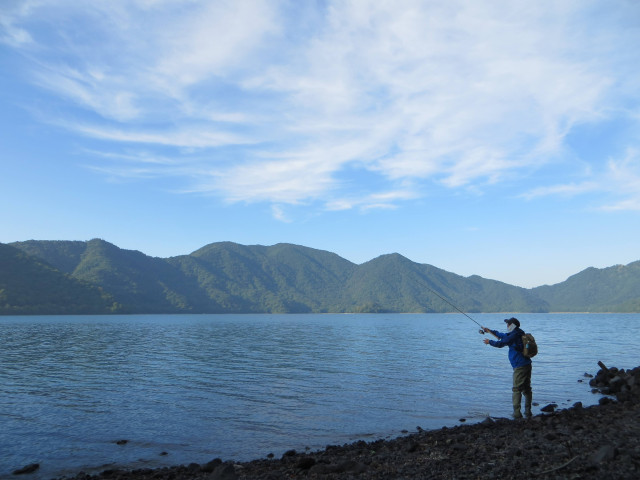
[424,285,486,335]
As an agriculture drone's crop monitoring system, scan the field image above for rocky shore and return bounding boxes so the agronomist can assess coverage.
[22,364,640,480]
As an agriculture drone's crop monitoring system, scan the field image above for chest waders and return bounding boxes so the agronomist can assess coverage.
[512,364,532,418]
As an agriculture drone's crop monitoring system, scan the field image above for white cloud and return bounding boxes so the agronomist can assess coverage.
[521,182,599,200]
[0,1,35,47]
[326,189,420,212]
[5,0,640,215]
[521,149,640,211]
[73,123,250,149]
[271,205,292,223]
[600,150,640,211]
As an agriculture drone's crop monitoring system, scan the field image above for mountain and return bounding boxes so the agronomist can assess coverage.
[532,261,640,312]
[174,241,357,312]
[12,239,211,313]
[341,253,548,313]
[3,239,639,314]
[0,242,118,314]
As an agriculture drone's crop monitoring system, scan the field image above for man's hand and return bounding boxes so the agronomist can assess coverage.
[482,327,490,333]
[483,338,490,345]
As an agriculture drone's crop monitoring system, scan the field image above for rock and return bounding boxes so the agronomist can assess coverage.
[310,460,367,475]
[404,442,419,453]
[609,375,626,392]
[115,439,128,445]
[281,449,296,459]
[100,469,120,476]
[591,445,617,464]
[211,463,238,480]
[296,457,316,470]
[12,463,39,475]
[201,458,222,473]
[540,403,557,412]
[336,460,366,474]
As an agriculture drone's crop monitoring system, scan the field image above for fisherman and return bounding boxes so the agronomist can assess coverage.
[483,318,533,419]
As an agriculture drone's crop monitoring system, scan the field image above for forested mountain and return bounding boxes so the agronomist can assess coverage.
[532,261,640,312]
[2,239,639,314]
[341,253,547,313]
[0,242,117,314]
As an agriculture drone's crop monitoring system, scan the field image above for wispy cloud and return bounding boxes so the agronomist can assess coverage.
[601,150,640,211]
[521,182,600,200]
[5,0,640,215]
[521,149,640,211]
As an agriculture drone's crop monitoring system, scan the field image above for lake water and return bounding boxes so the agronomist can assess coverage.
[1,313,638,479]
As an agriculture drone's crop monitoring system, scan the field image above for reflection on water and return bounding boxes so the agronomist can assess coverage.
[1,313,637,479]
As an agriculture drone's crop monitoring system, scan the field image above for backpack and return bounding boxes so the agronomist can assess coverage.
[521,333,538,358]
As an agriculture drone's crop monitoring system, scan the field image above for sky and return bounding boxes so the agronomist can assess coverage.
[1,0,639,288]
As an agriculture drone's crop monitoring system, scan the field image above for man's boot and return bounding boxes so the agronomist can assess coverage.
[524,392,533,418]
[512,390,523,419]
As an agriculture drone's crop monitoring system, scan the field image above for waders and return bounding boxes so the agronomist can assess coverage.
[512,364,533,418]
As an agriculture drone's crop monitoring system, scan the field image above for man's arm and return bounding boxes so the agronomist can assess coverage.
[490,330,519,348]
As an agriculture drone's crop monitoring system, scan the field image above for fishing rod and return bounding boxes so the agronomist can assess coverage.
[424,286,496,337]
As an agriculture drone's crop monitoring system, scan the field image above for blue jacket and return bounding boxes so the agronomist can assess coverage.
[489,327,532,369]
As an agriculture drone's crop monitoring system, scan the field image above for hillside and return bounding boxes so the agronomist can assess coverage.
[3,239,640,314]
[341,253,548,313]
[532,261,640,312]
[0,243,118,314]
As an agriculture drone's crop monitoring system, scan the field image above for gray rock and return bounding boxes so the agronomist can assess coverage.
[609,375,626,392]
[591,445,617,464]
[212,463,238,480]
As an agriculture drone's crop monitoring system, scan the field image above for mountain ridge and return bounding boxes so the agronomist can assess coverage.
[2,239,639,314]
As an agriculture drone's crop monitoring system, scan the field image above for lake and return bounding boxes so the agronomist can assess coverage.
[1,313,638,479]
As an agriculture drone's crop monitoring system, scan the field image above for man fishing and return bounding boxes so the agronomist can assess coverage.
[483,318,533,419]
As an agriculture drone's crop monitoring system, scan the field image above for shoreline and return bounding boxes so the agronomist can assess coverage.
[17,364,640,479]
[47,399,639,479]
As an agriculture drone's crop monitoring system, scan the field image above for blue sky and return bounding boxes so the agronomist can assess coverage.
[1,0,639,288]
